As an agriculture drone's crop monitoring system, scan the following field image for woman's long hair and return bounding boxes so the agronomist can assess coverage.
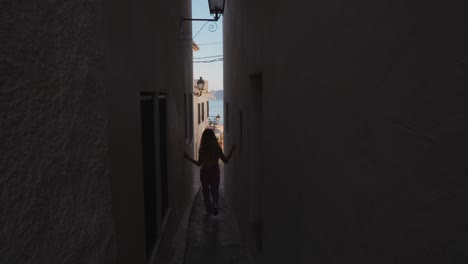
[199,129,220,157]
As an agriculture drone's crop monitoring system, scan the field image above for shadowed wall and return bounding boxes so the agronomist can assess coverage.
[1,0,194,263]
[1,1,115,263]
[224,1,468,263]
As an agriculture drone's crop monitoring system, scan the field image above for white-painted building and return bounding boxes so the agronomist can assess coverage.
[192,78,212,159]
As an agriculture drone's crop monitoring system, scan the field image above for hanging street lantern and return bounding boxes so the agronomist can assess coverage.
[208,0,226,21]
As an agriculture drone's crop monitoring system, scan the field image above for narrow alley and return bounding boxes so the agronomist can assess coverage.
[184,163,253,264]
[2,0,468,264]
[153,163,252,264]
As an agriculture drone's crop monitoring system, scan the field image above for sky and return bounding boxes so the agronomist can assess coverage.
[192,0,224,91]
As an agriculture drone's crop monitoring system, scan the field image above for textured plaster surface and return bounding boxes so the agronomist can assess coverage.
[224,1,468,263]
[1,1,115,263]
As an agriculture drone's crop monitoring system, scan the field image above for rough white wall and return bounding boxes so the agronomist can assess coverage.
[193,86,211,159]
[105,0,195,262]
[224,1,468,263]
[1,1,115,263]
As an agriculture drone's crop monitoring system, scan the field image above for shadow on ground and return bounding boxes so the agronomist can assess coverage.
[184,187,253,264]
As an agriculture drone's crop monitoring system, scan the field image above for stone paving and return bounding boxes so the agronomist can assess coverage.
[184,164,253,264]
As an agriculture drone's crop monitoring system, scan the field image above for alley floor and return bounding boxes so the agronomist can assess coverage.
[183,164,253,264]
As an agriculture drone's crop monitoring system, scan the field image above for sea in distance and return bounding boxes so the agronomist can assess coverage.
[208,99,223,125]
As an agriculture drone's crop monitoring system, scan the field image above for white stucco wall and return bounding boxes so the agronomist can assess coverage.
[106,0,194,263]
[1,1,115,263]
[224,1,468,263]
[193,80,211,159]
[1,0,194,263]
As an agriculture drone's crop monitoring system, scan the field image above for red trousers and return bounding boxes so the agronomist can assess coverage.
[200,165,220,213]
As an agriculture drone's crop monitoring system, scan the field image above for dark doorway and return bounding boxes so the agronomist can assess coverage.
[158,93,169,216]
[249,73,263,253]
[239,111,243,153]
[140,92,158,258]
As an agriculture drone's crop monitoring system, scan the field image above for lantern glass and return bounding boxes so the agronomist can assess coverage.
[197,77,205,91]
[208,0,225,16]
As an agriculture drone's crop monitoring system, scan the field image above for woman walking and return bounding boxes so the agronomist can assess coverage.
[184,129,235,216]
